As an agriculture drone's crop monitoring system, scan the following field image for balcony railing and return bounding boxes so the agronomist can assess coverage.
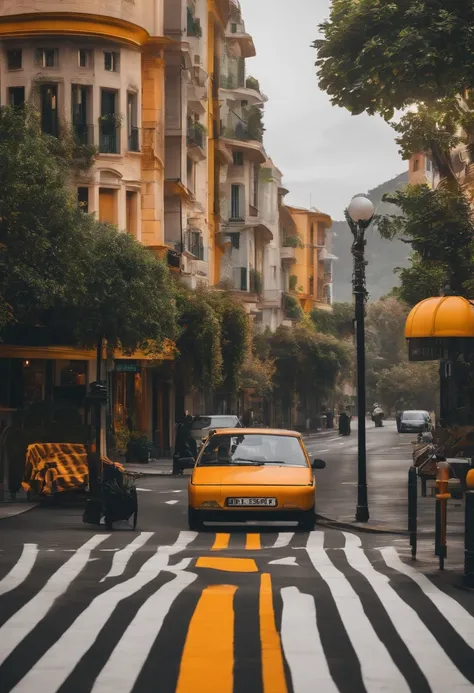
[187,122,205,149]
[128,126,140,152]
[73,123,94,146]
[99,123,120,154]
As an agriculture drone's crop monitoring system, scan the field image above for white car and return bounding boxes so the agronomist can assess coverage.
[399,410,431,433]
[190,415,241,448]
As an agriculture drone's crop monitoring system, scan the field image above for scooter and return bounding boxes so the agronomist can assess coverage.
[372,413,384,427]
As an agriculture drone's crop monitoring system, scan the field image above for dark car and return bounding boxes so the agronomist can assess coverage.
[190,415,242,448]
[399,410,431,433]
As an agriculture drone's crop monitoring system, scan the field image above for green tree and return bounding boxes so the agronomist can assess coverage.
[376,362,439,413]
[378,185,474,300]
[310,302,354,337]
[0,105,91,333]
[53,220,178,353]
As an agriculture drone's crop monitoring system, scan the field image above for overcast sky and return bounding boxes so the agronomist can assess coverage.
[238,0,406,221]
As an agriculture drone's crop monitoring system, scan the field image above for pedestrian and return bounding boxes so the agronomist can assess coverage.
[242,407,254,428]
[326,410,334,429]
[173,413,197,475]
[338,409,351,436]
[396,410,402,432]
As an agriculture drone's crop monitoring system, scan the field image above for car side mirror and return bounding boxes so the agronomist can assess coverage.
[312,458,326,470]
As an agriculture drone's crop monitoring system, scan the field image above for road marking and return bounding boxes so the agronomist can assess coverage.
[0,543,38,597]
[269,557,297,566]
[196,557,258,573]
[176,585,237,693]
[246,533,261,550]
[100,532,154,582]
[272,533,294,549]
[10,532,196,693]
[212,533,230,551]
[281,586,338,693]
[343,533,472,693]
[311,449,330,453]
[260,573,288,693]
[91,571,197,693]
[380,546,474,650]
[0,534,108,668]
[165,500,179,505]
[305,532,409,693]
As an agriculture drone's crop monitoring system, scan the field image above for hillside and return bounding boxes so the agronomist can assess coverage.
[330,171,410,302]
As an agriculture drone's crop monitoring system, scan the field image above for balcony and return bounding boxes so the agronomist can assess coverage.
[99,118,121,154]
[73,123,94,146]
[280,246,297,264]
[128,126,140,152]
[187,122,206,161]
[261,289,282,308]
[184,230,204,261]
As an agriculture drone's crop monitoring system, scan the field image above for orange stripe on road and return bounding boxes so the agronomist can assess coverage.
[246,533,261,550]
[176,585,237,693]
[212,533,230,550]
[196,557,258,572]
[259,573,288,693]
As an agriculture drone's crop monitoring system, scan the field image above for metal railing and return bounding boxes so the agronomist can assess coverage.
[73,123,94,146]
[99,125,120,154]
[128,126,139,152]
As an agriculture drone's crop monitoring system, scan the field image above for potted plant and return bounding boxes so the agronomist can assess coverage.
[126,430,152,464]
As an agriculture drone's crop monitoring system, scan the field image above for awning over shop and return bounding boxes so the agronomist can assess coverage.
[0,341,175,362]
[405,296,474,339]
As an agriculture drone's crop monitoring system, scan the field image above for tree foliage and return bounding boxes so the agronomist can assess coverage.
[378,185,474,301]
[310,302,354,338]
[314,1,474,120]
[376,362,439,413]
[0,106,89,332]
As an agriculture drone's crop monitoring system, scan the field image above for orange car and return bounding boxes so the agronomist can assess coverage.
[187,428,326,531]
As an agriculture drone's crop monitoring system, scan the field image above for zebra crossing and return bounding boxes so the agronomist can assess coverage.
[0,529,474,693]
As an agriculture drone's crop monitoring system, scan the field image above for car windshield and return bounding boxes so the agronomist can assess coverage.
[197,433,308,467]
[402,412,427,421]
[192,416,239,430]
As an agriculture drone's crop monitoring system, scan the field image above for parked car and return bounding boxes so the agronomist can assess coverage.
[186,427,326,531]
[399,410,431,433]
[190,415,241,448]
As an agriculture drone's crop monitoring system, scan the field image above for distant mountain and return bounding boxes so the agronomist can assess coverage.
[330,171,410,302]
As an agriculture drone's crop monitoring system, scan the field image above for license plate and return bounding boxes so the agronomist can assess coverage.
[226,497,277,507]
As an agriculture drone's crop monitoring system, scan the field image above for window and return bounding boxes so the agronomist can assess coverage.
[104,51,119,72]
[99,89,119,154]
[36,48,59,68]
[7,49,22,71]
[426,158,432,172]
[8,87,25,107]
[40,84,59,137]
[77,187,89,213]
[231,23,237,34]
[413,158,420,172]
[72,85,92,144]
[233,151,244,165]
[310,224,314,246]
[187,157,195,195]
[197,433,308,468]
[127,92,139,151]
[231,184,242,219]
[78,49,93,68]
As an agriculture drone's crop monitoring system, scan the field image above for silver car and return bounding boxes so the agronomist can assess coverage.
[190,415,242,448]
[399,410,431,433]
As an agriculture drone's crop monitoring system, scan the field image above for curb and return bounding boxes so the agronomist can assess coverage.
[316,513,408,535]
[0,503,38,520]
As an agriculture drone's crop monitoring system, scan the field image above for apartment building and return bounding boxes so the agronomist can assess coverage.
[0,0,176,454]
[408,153,436,187]
[286,206,334,313]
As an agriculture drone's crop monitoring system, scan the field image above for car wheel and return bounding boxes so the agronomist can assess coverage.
[188,506,203,531]
[298,508,316,532]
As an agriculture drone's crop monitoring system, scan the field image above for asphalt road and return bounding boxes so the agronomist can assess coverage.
[1,425,474,693]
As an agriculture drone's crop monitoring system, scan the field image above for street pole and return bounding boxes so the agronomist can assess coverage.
[351,221,369,522]
[347,194,374,524]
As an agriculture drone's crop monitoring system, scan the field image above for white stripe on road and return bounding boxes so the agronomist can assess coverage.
[0,534,108,667]
[0,543,38,596]
[11,532,197,693]
[305,532,409,693]
[91,571,197,693]
[281,586,339,693]
[272,533,295,549]
[343,533,473,692]
[380,547,474,651]
[165,500,179,505]
[100,532,154,582]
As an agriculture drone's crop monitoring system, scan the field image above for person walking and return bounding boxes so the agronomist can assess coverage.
[338,409,351,436]
[173,413,197,475]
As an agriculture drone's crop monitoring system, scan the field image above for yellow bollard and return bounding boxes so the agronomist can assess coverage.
[435,460,451,569]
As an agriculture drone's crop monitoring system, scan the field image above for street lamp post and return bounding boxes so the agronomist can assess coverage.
[347,194,375,523]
